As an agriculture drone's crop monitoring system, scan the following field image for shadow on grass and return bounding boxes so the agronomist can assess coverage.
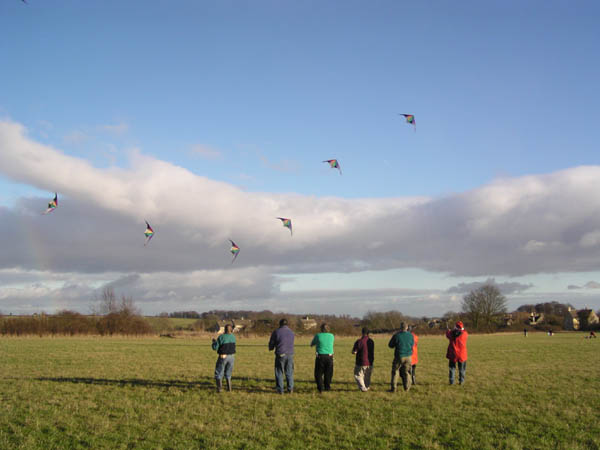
[35,376,364,394]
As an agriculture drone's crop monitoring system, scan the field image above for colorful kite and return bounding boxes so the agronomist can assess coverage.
[400,114,416,131]
[144,221,154,246]
[323,159,342,175]
[276,217,293,236]
[229,239,240,263]
[43,193,58,214]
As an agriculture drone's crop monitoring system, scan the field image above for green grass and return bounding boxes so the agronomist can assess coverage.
[1,332,599,449]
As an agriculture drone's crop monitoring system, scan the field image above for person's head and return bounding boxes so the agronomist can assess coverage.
[361,327,369,336]
[279,318,288,327]
[455,321,464,331]
[400,322,408,332]
[224,324,233,334]
[320,323,330,333]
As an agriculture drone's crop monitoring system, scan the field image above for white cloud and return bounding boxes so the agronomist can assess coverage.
[580,230,600,248]
[190,144,222,160]
[63,130,90,146]
[99,122,129,135]
[3,119,600,314]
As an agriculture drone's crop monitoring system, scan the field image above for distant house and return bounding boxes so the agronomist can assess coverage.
[300,316,317,330]
[577,309,599,330]
[503,314,514,326]
[428,319,443,329]
[563,307,580,331]
[528,312,544,326]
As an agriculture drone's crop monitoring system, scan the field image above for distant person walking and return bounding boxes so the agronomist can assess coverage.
[268,318,295,394]
[388,322,414,392]
[212,324,236,392]
[524,328,528,337]
[311,323,335,392]
[410,326,419,385]
[352,327,374,392]
[446,321,468,385]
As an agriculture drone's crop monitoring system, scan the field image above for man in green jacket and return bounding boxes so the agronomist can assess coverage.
[212,324,236,392]
[310,323,334,392]
[388,322,414,392]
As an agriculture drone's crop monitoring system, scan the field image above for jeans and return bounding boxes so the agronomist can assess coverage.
[449,360,467,384]
[214,355,234,380]
[275,354,294,393]
[314,354,334,392]
[391,356,412,391]
[353,365,372,391]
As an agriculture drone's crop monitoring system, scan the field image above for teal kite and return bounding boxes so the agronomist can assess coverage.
[276,217,292,236]
[323,159,342,175]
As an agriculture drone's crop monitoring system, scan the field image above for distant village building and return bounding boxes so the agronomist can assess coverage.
[578,309,599,329]
[564,307,599,331]
[563,307,579,330]
[428,319,443,329]
[503,314,514,326]
[300,316,317,330]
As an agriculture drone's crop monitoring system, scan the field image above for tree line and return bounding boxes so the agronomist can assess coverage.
[2,285,598,336]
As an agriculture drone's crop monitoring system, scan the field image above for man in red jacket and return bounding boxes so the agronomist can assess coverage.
[446,321,468,385]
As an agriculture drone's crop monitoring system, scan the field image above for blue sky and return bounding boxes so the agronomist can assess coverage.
[1,1,600,316]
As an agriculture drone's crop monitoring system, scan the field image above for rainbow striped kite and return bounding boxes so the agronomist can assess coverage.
[229,239,240,263]
[144,220,154,246]
[43,193,58,214]
[400,114,416,131]
[276,217,293,236]
[323,159,342,175]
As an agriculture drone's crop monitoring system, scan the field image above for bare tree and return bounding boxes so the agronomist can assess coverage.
[462,285,507,330]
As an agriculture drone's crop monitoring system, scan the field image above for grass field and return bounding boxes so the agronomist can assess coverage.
[1,332,599,449]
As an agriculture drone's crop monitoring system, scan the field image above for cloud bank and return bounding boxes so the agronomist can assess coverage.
[2,120,600,314]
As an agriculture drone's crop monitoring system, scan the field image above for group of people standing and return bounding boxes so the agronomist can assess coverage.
[211,319,469,393]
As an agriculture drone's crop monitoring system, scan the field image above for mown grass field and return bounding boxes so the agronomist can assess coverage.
[1,332,598,449]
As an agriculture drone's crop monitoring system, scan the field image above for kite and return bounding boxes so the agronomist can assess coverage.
[399,114,416,131]
[229,239,240,263]
[323,159,342,175]
[43,193,58,214]
[144,221,154,246]
[276,217,293,236]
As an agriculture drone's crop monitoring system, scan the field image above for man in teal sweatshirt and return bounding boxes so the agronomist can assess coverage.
[388,322,414,392]
[310,323,334,392]
[212,324,236,392]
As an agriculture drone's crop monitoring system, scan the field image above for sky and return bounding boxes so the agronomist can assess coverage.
[1,0,600,317]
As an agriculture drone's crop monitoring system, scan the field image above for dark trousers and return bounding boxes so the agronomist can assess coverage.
[314,354,334,392]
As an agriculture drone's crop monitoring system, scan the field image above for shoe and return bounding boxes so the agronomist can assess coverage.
[287,389,293,394]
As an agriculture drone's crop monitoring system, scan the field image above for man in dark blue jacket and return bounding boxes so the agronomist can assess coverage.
[269,318,295,394]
